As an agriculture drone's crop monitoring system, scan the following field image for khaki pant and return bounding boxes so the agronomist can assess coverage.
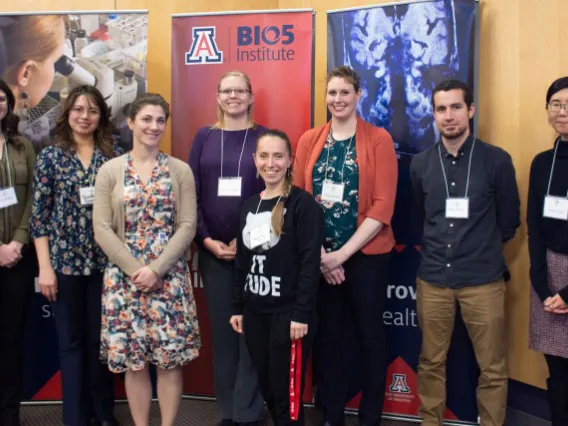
[416,278,507,426]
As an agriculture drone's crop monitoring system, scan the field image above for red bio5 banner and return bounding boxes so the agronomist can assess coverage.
[170,9,314,398]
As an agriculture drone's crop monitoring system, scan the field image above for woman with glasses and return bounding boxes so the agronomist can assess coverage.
[30,85,119,426]
[188,70,265,426]
[528,76,568,426]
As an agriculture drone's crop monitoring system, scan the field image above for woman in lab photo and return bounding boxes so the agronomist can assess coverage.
[94,92,200,426]
[230,129,323,425]
[0,15,66,112]
[30,85,119,426]
[0,78,36,426]
[188,70,266,426]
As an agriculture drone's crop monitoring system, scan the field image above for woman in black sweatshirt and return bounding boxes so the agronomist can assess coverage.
[230,129,323,425]
[527,76,568,426]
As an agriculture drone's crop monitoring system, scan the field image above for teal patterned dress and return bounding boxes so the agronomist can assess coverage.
[100,153,200,373]
[312,133,359,252]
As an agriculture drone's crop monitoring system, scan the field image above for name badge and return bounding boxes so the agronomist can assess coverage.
[0,187,18,209]
[250,223,271,249]
[543,196,568,221]
[445,197,469,219]
[321,181,345,203]
[79,186,95,206]
[218,177,242,197]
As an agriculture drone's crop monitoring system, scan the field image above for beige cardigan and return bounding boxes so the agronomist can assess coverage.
[93,154,196,277]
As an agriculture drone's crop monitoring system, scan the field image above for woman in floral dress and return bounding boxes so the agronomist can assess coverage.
[93,93,200,426]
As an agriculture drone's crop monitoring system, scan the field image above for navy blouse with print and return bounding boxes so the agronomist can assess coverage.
[30,145,121,276]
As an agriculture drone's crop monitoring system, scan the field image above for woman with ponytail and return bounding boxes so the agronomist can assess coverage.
[230,130,323,425]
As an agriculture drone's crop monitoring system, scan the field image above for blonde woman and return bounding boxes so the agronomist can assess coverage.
[230,130,323,425]
[188,71,266,426]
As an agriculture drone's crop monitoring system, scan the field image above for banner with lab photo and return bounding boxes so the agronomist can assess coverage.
[171,9,314,397]
[328,0,479,423]
[0,11,148,154]
[0,10,148,401]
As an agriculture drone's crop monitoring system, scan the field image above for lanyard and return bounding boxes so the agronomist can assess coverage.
[220,128,249,178]
[545,137,565,197]
[324,132,354,184]
[289,339,302,421]
[437,138,476,199]
[1,138,12,188]
[255,191,282,215]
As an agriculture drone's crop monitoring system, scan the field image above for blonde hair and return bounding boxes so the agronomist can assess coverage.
[256,130,293,237]
[213,70,256,129]
[1,16,65,84]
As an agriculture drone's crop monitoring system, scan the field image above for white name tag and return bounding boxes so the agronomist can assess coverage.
[543,196,568,220]
[79,186,95,206]
[218,177,242,197]
[445,197,469,219]
[321,181,345,203]
[0,187,18,209]
[250,223,271,249]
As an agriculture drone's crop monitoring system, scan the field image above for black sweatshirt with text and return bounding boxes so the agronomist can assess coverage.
[232,186,324,324]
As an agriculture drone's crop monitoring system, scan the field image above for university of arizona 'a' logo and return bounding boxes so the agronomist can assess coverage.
[389,374,411,393]
[185,27,223,65]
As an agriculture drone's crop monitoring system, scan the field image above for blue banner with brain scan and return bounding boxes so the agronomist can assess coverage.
[328,0,479,423]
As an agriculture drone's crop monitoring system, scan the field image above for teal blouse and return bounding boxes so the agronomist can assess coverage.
[312,133,359,252]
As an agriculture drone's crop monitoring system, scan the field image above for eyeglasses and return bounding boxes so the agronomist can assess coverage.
[218,89,250,97]
[547,102,568,113]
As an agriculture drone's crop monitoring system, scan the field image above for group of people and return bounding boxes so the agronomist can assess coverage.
[0,62,567,426]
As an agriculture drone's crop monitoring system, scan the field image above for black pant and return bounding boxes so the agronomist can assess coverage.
[314,251,389,426]
[545,354,568,426]
[0,248,35,426]
[244,308,315,426]
[52,273,115,426]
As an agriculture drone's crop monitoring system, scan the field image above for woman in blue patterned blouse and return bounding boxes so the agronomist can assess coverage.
[30,85,120,426]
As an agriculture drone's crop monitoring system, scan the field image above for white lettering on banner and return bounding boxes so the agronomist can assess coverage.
[41,304,54,318]
[385,284,418,327]
[383,309,418,327]
[387,284,417,300]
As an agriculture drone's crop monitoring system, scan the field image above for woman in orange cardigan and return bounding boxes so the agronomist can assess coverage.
[294,66,397,426]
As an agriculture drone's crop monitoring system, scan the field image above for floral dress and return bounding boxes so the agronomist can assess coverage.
[100,153,200,373]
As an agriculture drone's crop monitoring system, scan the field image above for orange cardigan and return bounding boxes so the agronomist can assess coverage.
[293,117,397,255]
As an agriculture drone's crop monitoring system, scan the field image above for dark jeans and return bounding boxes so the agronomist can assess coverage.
[0,248,35,426]
[52,273,115,426]
[199,249,264,422]
[314,251,389,426]
[244,308,316,426]
[545,354,568,426]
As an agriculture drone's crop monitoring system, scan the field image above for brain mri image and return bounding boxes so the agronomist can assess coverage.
[328,0,476,157]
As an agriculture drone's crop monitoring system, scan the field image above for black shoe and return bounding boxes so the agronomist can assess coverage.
[218,420,235,426]
[93,420,119,426]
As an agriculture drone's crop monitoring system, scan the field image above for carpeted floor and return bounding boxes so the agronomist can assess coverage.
[20,399,419,425]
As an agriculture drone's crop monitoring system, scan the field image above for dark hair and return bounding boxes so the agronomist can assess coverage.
[545,77,568,106]
[327,66,361,92]
[53,85,116,158]
[432,80,474,108]
[0,78,21,148]
[128,93,170,121]
[255,129,293,237]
